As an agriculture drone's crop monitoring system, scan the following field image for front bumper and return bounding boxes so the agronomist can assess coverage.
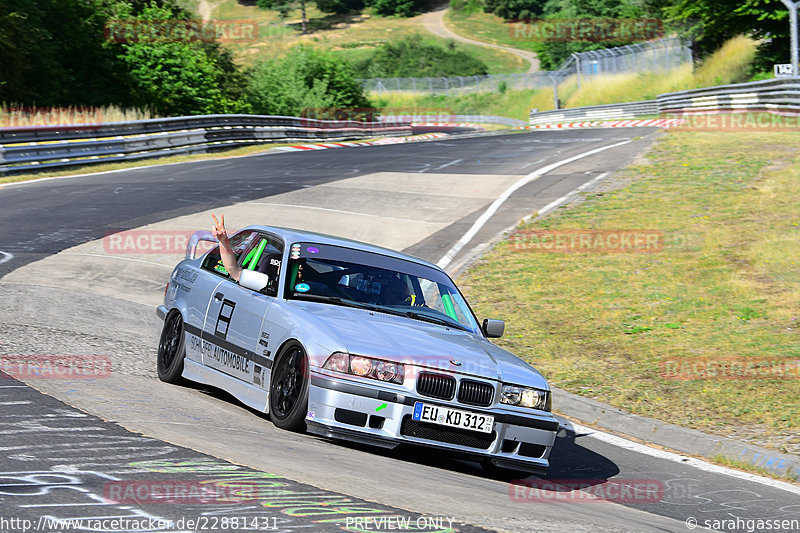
[306,370,557,473]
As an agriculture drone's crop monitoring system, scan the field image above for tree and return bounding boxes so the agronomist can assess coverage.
[0,0,131,106]
[0,0,249,114]
[114,3,250,115]
[247,47,372,117]
[667,0,788,67]
[364,0,429,16]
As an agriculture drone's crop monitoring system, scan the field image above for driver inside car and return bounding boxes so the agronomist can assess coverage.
[381,276,417,306]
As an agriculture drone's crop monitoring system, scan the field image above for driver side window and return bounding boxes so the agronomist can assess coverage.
[201,230,257,279]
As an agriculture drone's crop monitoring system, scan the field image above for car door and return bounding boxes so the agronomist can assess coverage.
[184,229,257,366]
[201,232,284,394]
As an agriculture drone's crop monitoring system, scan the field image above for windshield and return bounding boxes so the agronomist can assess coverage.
[284,243,480,333]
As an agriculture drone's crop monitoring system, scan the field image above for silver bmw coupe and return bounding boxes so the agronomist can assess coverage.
[157,225,558,474]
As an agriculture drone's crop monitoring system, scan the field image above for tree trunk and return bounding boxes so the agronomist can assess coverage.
[301,0,307,35]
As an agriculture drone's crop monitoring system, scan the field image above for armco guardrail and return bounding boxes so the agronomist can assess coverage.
[529,77,800,124]
[657,77,800,114]
[529,101,659,124]
[0,114,412,175]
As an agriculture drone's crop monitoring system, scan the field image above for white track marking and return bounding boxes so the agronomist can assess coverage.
[0,251,13,264]
[571,421,800,496]
[436,140,631,268]
[433,158,463,171]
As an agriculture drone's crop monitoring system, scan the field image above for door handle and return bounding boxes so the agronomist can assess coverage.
[214,292,224,301]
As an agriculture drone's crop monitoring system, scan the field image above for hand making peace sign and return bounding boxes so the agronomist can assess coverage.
[211,213,230,248]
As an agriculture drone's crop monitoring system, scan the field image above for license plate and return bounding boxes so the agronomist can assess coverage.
[412,402,494,434]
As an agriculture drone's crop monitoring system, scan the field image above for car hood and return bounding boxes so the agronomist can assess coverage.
[290,301,548,389]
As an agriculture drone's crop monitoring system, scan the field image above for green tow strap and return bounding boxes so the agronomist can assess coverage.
[246,239,267,270]
[441,293,458,321]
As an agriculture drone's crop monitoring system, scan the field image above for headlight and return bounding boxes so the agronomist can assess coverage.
[500,384,550,411]
[322,352,404,384]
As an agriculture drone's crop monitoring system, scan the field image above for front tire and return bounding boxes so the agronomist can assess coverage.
[269,342,309,431]
[157,311,186,383]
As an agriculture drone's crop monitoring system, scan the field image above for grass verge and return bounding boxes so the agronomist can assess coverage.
[712,454,799,483]
[445,9,538,53]
[373,36,759,120]
[191,0,525,73]
[458,130,800,452]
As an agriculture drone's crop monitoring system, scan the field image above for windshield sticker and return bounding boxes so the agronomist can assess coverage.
[307,246,319,254]
[295,283,311,293]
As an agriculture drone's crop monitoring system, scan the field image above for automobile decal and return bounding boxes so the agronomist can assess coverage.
[184,323,273,377]
[214,299,236,339]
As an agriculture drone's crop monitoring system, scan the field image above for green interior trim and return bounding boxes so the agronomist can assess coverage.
[241,247,257,268]
[247,239,267,270]
[441,293,458,320]
[288,261,301,289]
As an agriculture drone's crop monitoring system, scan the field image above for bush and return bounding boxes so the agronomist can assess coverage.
[356,36,489,77]
[364,0,427,17]
[449,0,484,15]
[117,3,250,116]
[247,46,372,117]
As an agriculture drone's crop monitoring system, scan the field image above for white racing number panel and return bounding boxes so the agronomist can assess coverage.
[412,402,494,434]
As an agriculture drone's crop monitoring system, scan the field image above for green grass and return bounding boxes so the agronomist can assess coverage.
[713,454,799,483]
[445,9,539,53]
[374,36,760,119]
[182,0,525,73]
[458,131,800,448]
[373,89,541,121]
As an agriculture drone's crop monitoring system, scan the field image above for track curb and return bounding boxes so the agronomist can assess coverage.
[552,388,800,480]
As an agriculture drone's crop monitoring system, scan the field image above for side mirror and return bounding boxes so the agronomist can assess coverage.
[239,269,270,292]
[482,319,505,338]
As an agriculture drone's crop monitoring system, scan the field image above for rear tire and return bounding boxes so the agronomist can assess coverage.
[269,342,309,431]
[157,311,186,383]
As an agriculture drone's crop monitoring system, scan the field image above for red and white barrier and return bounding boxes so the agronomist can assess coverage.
[518,118,685,130]
[276,132,449,152]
